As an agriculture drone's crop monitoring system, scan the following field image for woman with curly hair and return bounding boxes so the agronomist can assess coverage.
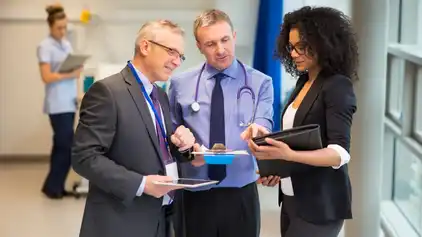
[248,6,358,237]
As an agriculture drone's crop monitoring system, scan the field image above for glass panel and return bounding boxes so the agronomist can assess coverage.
[389,0,401,43]
[418,0,422,45]
[382,128,396,199]
[387,56,405,123]
[400,0,420,44]
[414,67,422,142]
[393,140,422,234]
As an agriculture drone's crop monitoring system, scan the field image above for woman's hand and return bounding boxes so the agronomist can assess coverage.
[72,66,83,78]
[248,138,296,161]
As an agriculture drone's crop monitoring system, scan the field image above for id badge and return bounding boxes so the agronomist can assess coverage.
[165,162,178,180]
[162,162,178,205]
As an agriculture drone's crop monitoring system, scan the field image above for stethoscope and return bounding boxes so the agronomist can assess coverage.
[191,60,257,127]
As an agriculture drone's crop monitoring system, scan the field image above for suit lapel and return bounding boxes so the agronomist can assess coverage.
[293,73,325,127]
[122,66,165,169]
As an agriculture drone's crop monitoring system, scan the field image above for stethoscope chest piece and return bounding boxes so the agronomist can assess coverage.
[191,102,200,112]
[191,60,256,124]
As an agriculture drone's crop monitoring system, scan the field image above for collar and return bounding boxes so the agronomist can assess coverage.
[204,58,240,80]
[129,61,154,96]
[48,35,64,47]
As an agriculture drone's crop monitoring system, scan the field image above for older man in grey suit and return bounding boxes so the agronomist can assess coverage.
[72,20,201,237]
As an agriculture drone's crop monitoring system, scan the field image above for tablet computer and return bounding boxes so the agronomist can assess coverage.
[58,54,90,73]
[152,178,219,188]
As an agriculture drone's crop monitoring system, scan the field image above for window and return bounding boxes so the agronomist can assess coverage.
[386,56,405,124]
[382,128,396,200]
[389,0,401,43]
[413,67,422,143]
[393,140,422,234]
[418,0,422,44]
[400,0,421,44]
[383,1,422,236]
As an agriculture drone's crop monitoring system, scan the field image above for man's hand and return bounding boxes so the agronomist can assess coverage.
[256,171,280,186]
[257,176,280,186]
[191,143,205,167]
[171,125,195,151]
[143,175,183,198]
[240,123,270,141]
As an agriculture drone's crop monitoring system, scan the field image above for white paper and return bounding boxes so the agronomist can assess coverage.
[191,150,249,155]
[191,145,249,155]
[163,162,178,205]
[165,162,178,179]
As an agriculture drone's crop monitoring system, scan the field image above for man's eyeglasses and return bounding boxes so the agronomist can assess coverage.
[286,42,307,56]
[148,40,186,62]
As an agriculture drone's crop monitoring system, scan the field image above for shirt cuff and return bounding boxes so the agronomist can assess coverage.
[136,177,147,196]
[327,144,350,169]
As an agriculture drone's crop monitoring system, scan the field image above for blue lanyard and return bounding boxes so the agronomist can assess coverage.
[127,61,169,148]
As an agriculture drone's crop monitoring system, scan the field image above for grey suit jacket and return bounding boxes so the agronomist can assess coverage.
[71,65,192,237]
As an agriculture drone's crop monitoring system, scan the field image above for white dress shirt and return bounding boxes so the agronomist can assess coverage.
[280,103,351,196]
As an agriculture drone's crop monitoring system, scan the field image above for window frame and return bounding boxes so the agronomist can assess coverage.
[386,54,405,125]
[383,1,422,235]
[413,67,422,144]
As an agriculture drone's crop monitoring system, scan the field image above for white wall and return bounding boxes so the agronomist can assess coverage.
[0,0,259,156]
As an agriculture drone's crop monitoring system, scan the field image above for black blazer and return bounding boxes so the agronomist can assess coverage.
[278,71,357,224]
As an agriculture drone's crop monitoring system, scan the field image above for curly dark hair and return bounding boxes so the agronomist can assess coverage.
[275,6,359,81]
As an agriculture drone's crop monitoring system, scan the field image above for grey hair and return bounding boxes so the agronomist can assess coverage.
[134,19,184,55]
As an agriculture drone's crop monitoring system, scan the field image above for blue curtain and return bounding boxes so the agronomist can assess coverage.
[253,0,283,131]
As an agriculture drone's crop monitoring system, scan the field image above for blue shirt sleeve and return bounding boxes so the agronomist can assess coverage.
[37,44,51,63]
[254,76,274,132]
[168,79,184,130]
[136,176,147,196]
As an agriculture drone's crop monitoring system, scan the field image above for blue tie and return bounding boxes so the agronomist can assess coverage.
[208,73,227,181]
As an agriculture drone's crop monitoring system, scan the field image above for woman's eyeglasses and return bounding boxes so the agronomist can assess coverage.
[286,42,307,56]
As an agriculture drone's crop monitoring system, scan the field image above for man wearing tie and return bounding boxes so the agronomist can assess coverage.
[72,20,201,237]
[169,9,274,237]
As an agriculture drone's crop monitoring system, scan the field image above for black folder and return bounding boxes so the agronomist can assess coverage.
[252,124,323,178]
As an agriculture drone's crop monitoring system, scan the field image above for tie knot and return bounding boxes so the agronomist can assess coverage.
[214,73,226,82]
[150,86,159,101]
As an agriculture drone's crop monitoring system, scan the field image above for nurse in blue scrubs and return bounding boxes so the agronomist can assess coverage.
[37,4,82,199]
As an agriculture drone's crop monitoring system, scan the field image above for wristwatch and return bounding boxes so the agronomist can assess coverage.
[180,147,195,161]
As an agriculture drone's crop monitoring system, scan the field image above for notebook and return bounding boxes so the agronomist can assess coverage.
[252,124,323,177]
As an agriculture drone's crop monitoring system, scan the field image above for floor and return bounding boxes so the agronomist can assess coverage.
[0,163,345,237]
